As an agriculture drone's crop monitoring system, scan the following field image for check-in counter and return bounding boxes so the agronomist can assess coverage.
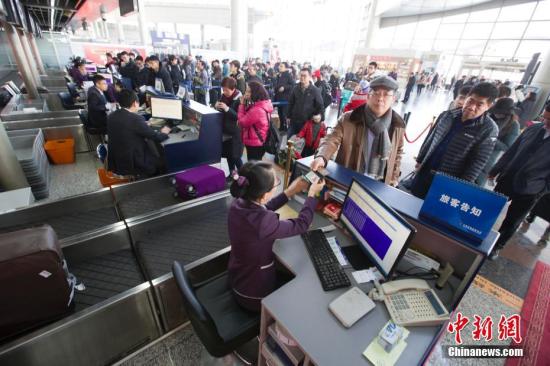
[161,100,223,172]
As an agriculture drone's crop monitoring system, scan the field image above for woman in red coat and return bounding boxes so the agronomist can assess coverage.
[237,81,273,161]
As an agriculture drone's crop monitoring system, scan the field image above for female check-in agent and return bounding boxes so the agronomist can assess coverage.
[228,161,325,311]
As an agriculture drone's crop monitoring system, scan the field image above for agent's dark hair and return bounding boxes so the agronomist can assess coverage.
[92,74,105,85]
[221,76,237,89]
[230,161,275,201]
[468,82,499,104]
[230,60,241,69]
[458,85,472,96]
[498,85,512,98]
[247,81,269,102]
[118,89,139,108]
[368,61,378,69]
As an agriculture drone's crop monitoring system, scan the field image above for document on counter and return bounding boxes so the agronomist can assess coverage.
[351,268,383,284]
[327,236,348,266]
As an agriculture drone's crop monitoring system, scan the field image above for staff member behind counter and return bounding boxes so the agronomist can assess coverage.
[228,161,325,312]
[107,89,171,178]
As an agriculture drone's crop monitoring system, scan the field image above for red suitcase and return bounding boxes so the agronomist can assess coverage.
[0,225,76,340]
[172,165,226,200]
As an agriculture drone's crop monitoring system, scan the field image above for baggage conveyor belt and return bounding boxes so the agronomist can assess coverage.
[135,200,229,278]
[0,206,120,239]
[70,249,143,312]
[67,196,230,310]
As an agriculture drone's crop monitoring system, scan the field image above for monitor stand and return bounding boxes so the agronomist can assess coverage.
[341,245,374,271]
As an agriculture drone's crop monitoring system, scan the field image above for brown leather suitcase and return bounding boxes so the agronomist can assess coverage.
[0,225,75,340]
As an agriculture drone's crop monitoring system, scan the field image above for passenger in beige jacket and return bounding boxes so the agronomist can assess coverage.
[311,76,406,187]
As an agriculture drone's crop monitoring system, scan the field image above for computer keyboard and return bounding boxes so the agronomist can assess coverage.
[301,230,351,291]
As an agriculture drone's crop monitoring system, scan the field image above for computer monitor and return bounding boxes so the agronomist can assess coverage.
[150,97,183,120]
[98,73,113,85]
[340,179,416,278]
[85,64,97,74]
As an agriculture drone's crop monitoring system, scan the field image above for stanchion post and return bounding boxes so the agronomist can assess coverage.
[284,140,295,189]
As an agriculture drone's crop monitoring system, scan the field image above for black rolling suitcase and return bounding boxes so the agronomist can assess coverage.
[0,225,77,340]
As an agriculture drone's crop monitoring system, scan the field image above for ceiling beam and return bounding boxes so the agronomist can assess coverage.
[24,4,77,13]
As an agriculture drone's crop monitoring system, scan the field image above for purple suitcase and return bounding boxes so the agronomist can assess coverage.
[174,165,225,200]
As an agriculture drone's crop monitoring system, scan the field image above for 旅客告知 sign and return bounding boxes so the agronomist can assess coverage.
[419,173,507,243]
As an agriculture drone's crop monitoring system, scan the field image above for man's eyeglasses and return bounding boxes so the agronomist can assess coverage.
[368,91,395,99]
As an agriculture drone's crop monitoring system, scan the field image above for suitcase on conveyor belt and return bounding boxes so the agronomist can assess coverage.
[172,165,225,200]
[0,225,76,340]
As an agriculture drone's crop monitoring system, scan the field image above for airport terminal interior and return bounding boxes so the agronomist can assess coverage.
[1,0,550,365]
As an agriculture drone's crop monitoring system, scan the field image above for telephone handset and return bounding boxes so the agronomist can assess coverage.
[370,279,450,327]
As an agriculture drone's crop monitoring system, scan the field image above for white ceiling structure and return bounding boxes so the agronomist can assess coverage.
[378,0,538,18]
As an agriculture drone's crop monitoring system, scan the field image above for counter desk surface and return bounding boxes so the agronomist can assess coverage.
[262,197,442,366]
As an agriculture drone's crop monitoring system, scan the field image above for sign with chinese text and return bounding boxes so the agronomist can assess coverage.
[419,173,507,243]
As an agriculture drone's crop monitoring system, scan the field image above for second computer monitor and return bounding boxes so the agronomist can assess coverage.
[150,97,183,120]
[340,179,415,279]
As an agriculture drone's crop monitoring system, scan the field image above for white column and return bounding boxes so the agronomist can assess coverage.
[17,29,42,86]
[118,22,125,43]
[531,50,550,119]
[3,21,39,99]
[364,0,380,49]
[200,24,205,48]
[231,0,248,57]
[137,0,149,46]
[28,33,46,75]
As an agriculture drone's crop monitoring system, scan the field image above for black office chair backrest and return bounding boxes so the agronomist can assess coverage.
[78,109,89,127]
[67,83,79,98]
[58,92,73,107]
[172,261,224,347]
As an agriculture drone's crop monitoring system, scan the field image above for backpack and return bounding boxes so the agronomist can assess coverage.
[321,82,332,108]
[252,111,281,155]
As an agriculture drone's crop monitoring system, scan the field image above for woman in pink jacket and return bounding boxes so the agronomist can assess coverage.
[237,81,274,161]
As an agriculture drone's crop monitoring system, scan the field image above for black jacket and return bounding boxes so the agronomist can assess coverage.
[135,67,152,88]
[168,64,182,89]
[107,108,169,177]
[490,123,550,195]
[288,82,324,126]
[152,66,174,94]
[274,71,295,101]
[119,61,139,86]
[86,87,108,132]
[417,108,498,182]
[220,92,244,160]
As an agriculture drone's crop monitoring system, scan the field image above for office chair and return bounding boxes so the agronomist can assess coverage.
[66,83,79,99]
[78,109,105,151]
[172,261,260,360]
[58,92,80,110]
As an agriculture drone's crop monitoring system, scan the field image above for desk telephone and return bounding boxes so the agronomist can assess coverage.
[370,279,450,326]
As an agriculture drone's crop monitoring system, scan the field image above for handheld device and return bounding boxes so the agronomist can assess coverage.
[302,170,323,184]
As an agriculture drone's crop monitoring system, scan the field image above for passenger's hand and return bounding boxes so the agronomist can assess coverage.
[310,157,326,172]
[217,102,229,112]
[284,177,309,198]
[308,179,325,197]
[160,126,171,134]
[278,87,284,92]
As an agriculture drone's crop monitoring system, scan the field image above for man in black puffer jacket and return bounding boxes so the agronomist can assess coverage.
[410,82,499,198]
[274,62,295,131]
[287,68,323,138]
